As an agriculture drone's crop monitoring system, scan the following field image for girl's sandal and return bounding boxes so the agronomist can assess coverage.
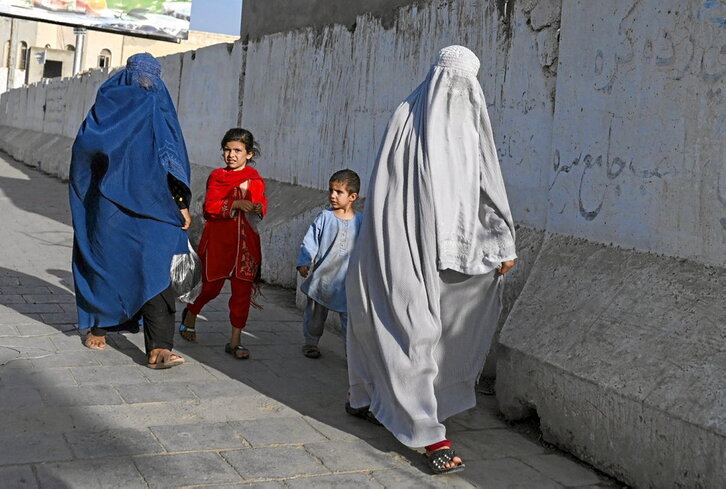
[178,308,196,342]
[425,447,465,475]
[225,343,250,359]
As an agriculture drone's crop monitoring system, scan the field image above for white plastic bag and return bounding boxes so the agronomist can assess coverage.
[170,240,202,303]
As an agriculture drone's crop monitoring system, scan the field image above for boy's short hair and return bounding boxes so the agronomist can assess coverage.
[330,169,360,195]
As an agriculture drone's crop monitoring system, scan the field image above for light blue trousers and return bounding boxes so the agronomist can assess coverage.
[302,298,348,346]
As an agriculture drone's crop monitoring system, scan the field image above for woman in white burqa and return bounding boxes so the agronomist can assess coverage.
[346,45,517,474]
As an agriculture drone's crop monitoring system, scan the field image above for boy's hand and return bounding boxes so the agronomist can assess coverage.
[180,208,192,230]
[297,266,310,278]
[497,259,516,275]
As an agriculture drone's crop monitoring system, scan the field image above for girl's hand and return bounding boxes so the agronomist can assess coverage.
[180,208,192,230]
[497,259,516,275]
[297,266,310,278]
[233,199,255,212]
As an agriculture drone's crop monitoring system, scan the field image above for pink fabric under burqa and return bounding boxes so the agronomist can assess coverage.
[345,45,517,447]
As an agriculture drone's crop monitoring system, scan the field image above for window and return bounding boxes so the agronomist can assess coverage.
[18,41,28,70]
[43,60,63,79]
[3,41,9,68]
[98,49,111,69]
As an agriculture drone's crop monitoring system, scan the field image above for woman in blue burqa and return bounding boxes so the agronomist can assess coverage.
[70,53,192,369]
[346,46,517,473]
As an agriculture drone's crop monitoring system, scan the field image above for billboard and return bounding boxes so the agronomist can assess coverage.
[0,1,191,42]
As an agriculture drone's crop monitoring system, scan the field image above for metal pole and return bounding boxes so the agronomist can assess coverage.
[72,27,86,75]
[7,18,16,89]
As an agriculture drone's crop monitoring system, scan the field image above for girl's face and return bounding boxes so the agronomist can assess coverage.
[223,140,253,171]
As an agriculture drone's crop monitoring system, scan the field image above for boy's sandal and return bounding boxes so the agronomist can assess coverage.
[302,344,321,358]
[345,401,382,426]
[178,308,196,342]
[225,343,250,359]
[425,447,465,475]
[147,350,185,369]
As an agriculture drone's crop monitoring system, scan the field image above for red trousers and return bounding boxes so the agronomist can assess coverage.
[186,277,253,329]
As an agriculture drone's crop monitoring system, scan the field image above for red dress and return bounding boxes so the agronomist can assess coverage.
[197,166,268,282]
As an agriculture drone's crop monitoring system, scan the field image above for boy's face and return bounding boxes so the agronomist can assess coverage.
[223,140,253,171]
[328,181,357,210]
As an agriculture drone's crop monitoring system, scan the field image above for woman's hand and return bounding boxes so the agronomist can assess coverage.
[497,259,516,275]
[180,208,192,230]
[297,265,310,278]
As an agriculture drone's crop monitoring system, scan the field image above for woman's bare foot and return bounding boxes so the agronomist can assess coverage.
[84,332,107,350]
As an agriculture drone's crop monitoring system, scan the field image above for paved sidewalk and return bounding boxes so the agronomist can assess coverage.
[0,151,623,488]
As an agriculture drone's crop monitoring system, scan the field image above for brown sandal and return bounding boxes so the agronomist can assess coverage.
[147,350,185,369]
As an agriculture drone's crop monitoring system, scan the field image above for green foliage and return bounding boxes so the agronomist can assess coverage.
[107,0,187,14]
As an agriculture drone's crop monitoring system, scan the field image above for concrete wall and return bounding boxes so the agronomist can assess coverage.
[0,0,724,487]
[242,0,432,40]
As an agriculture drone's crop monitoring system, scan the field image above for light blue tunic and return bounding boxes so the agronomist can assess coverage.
[296,209,362,312]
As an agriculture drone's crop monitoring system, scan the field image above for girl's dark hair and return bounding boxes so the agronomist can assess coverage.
[221,128,261,161]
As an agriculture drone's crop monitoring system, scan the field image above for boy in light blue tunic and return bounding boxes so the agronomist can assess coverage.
[296,169,362,359]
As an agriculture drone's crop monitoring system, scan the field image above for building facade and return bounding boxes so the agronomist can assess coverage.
[0,16,237,93]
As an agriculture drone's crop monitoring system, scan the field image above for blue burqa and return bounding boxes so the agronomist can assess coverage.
[70,53,191,329]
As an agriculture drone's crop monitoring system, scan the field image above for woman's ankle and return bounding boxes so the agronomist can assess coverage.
[425,440,451,453]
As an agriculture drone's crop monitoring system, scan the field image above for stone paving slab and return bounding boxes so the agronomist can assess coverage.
[134,452,242,488]
[285,473,383,488]
[371,465,479,488]
[184,379,262,399]
[35,458,147,489]
[0,432,72,465]
[0,406,76,436]
[115,382,197,404]
[151,421,251,452]
[64,427,165,458]
[462,457,566,489]
[42,384,125,407]
[0,465,39,489]
[304,439,403,472]
[222,446,331,480]
[521,453,606,487]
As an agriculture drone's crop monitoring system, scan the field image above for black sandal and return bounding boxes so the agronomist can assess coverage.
[345,401,382,426]
[178,308,196,342]
[225,343,249,359]
[302,344,321,358]
[425,447,465,474]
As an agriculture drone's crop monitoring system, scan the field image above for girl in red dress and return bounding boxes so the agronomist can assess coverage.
[179,128,268,359]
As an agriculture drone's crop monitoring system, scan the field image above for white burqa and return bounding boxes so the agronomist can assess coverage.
[346,46,517,447]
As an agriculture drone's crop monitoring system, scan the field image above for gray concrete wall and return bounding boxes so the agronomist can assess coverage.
[496,234,726,489]
[241,0,433,40]
[0,0,724,486]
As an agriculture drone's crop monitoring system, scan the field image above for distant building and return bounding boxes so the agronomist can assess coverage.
[0,16,238,93]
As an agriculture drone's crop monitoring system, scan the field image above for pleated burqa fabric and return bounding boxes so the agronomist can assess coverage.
[346,46,517,447]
